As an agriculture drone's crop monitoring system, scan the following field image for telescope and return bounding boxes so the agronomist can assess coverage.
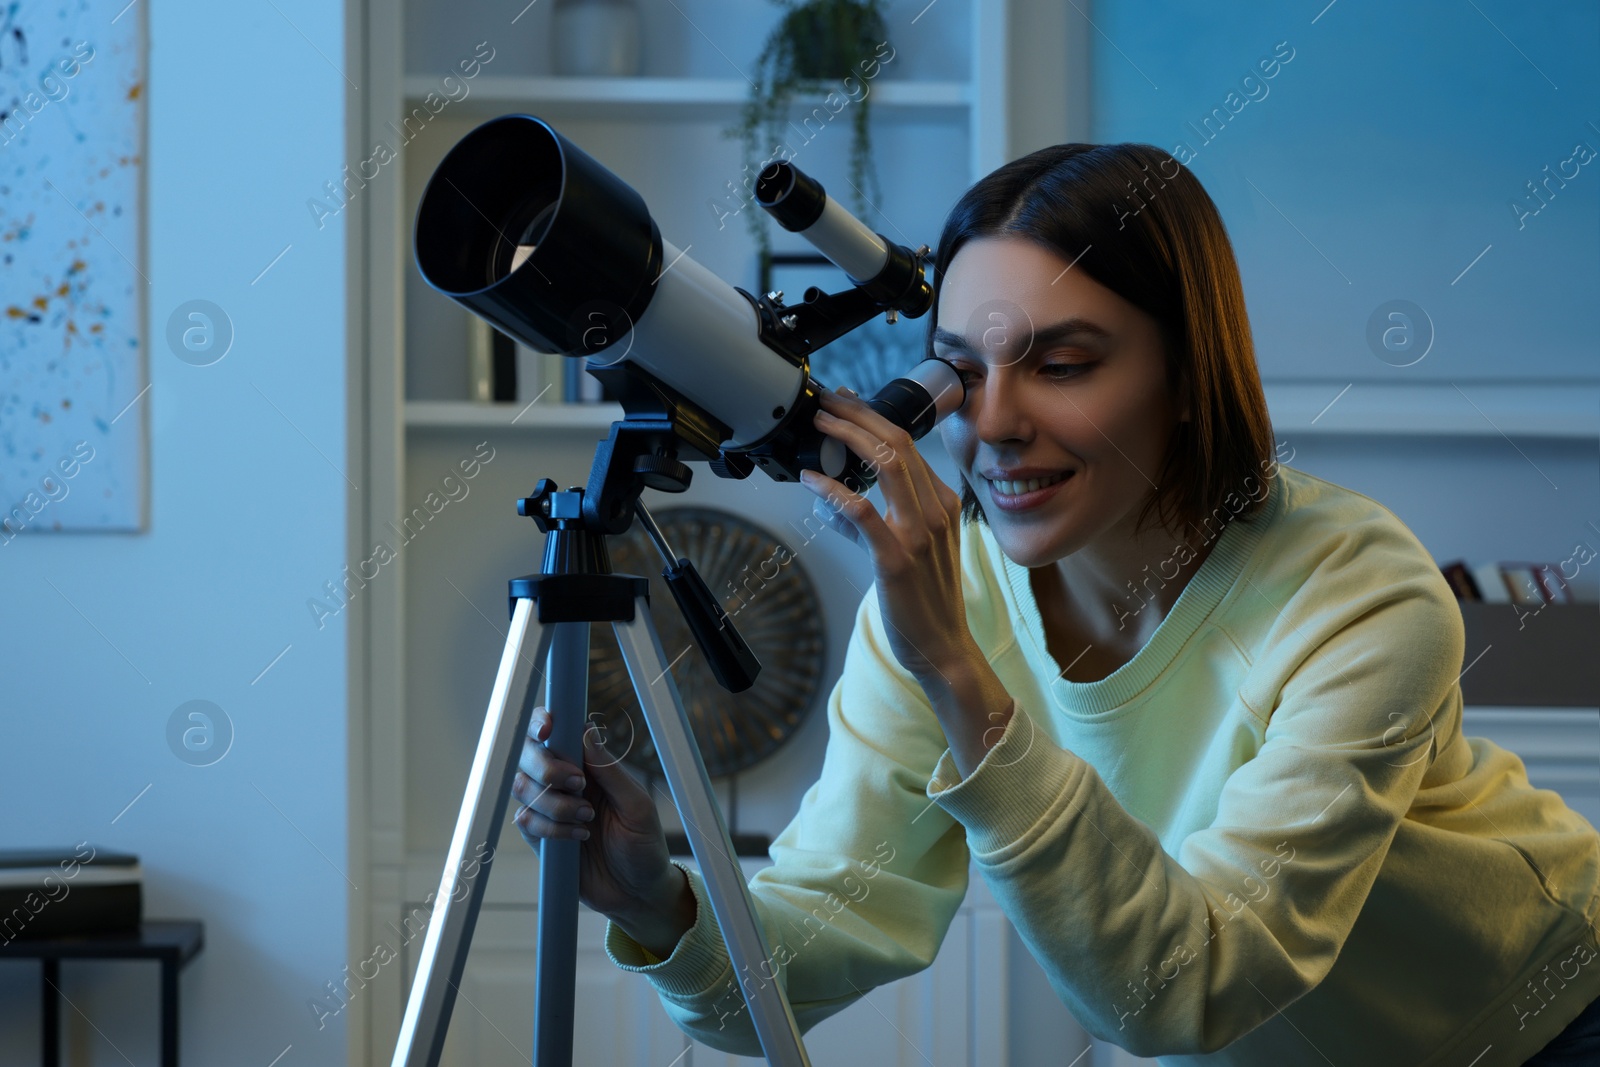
[413,114,964,532]
[396,114,963,1067]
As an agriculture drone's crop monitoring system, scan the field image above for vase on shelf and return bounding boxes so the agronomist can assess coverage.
[552,0,642,77]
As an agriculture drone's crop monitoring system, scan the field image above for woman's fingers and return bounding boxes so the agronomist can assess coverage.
[511,766,594,823]
[520,710,584,791]
[512,805,591,843]
[807,387,964,565]
[802,467,895,560]
[814,392,930,523]
[512,706,594,836]
[811,491,862,546]
[817,389,957,530]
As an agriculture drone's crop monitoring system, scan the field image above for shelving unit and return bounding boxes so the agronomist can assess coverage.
[357,1,1030,1063]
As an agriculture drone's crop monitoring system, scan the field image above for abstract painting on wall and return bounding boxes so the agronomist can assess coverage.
[0,0,145,540]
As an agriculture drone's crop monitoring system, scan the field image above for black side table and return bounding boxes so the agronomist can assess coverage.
[1,920,204,1067]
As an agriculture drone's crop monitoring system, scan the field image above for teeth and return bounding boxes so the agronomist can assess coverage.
[989,471,1070,496]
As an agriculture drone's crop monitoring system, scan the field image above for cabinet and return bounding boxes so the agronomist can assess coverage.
[354,1,1081,1064]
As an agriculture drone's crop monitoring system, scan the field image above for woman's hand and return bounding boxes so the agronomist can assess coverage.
[799,387,978,689]
[511,706,695,956]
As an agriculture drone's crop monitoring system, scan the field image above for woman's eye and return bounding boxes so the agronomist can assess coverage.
[947,361,1095,385]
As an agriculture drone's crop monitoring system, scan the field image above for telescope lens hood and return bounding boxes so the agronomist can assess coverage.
[413,114,662,356]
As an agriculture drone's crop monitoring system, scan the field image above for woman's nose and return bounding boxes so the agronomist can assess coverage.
[971,372,1032,444]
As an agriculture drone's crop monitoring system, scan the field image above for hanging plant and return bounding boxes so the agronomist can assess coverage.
[725,0,890,282]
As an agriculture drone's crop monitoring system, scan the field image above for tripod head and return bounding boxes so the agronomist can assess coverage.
[516,429,761,693]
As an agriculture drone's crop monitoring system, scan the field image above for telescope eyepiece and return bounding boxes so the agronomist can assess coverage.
[755,161,826,233]
[752,158,930,316]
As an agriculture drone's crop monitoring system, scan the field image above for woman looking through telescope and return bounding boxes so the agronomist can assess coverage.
[509,143,1600,1065]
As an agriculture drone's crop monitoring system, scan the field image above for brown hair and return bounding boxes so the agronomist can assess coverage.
[928,142,1278,543]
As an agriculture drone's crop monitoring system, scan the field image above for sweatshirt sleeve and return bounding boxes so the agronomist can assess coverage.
[923,582,1464,1058]
[601,588,975,1056]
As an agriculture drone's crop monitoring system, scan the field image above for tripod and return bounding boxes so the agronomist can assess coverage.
[390,420,813,1067]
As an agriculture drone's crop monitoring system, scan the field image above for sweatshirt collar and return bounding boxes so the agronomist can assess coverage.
[989,466,1287,717]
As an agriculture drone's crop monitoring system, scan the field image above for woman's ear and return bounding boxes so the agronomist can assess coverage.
[1168,366,1192,423]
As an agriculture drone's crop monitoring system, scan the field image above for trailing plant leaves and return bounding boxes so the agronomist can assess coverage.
[725,0,890,275]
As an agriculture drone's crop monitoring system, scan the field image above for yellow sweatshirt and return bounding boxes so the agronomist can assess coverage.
[605,463,1600,1065]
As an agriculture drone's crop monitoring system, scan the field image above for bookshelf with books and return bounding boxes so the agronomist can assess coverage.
[395,0,1005,431]
[360,1,1028,1062]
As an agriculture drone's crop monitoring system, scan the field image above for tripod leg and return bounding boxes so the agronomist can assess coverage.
[612,605,813,1067]
[392,597,555,1067]
[532,619,589,1066]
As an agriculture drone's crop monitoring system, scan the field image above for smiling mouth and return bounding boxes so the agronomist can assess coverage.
[987,471,1073,496]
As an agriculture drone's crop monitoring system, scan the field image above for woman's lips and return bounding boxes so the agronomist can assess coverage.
[986,470,1074,512]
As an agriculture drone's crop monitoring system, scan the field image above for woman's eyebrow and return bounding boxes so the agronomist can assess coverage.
[933,317,1112,355]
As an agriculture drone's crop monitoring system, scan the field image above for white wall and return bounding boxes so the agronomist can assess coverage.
[0,1,353,1064]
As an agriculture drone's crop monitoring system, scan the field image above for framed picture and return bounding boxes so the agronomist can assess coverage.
[762,252,928,399]
[1,0,147,539]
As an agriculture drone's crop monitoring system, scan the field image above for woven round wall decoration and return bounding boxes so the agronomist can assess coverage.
[584,506,826,779]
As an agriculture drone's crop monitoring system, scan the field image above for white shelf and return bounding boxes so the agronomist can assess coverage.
[403,386,1598,438]
[1262,382,1599,438]
[405,399,623,430]
[402,75,971,120]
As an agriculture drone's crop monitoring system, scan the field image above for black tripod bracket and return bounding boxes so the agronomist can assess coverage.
[510,471,759,692]
[508,573,648,625]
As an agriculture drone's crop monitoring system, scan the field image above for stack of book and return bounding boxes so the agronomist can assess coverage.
[1439,559,1589,606]
[0,845,142,941]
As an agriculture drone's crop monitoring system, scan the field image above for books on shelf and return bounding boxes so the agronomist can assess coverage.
[1440,561,1476,600]
[562,354,606,404]
[1439,558,1590,605]
[1505,565,1545,606]
[468,321,604,406]
[466,321,516,403]
[515,342,566,406]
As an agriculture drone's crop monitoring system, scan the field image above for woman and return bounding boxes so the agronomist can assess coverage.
[510,143,1600,1065]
